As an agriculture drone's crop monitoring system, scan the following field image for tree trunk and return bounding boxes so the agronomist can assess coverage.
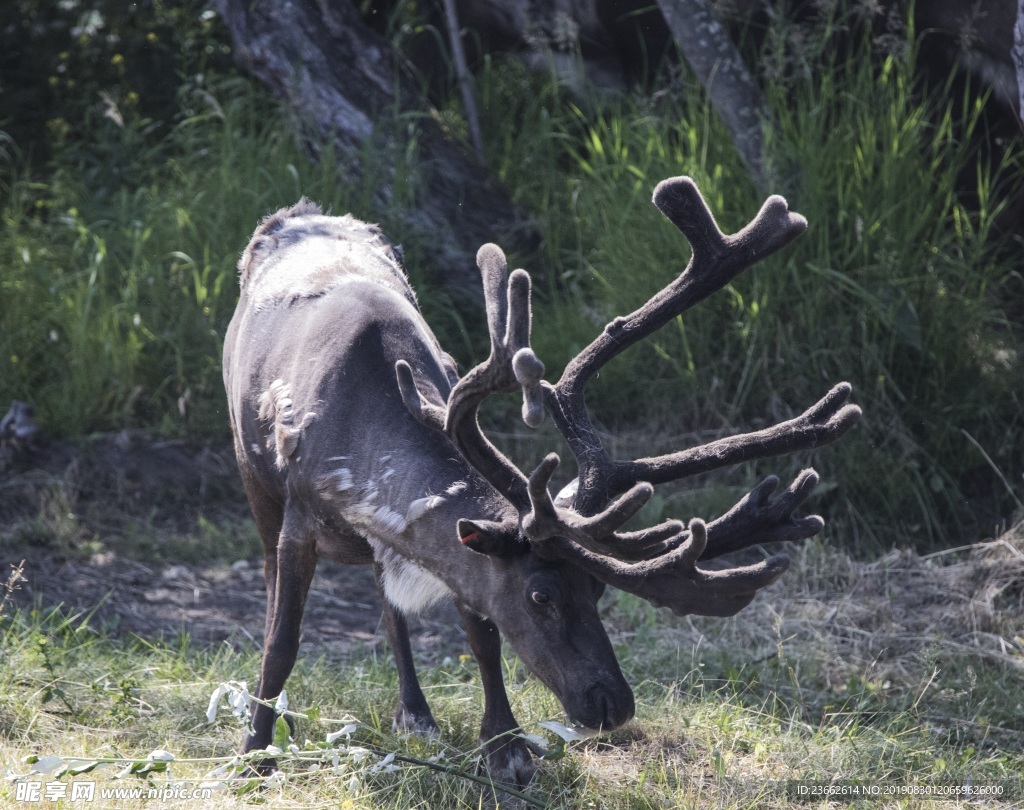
[450,0,773,186]
[1014,0,1024,127]
[213,0,530,302]
[654,0,772,189]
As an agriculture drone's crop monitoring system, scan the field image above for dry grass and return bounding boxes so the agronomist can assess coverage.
[795,528,1023,678]
[692,521,1024,675]
[1,524,1022,808]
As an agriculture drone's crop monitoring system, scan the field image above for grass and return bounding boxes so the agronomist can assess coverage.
[2,3,1022,806]
[1,525,1022,808]
[473,37,1023,549]
[2,3,1022,548]
[0,75,431,440]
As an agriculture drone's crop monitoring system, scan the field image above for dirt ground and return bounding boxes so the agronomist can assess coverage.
[5,548,466,654]
[3,428,1023,693]
[0,431,465,656]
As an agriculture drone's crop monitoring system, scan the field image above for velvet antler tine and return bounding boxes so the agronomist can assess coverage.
[728,194,807,260]
[477,243,509,355]
[395,360,446,431]
[514,349,546,428]
[524,456,659,557]
[577,482,655,537]
[507,269,547,427]
[613,385,861,490]
[650,176,728,258]
[677,518,708,570]
[807,381,854,420]
[699,469,825,560]
[610,520,687,561]
[505,269,531,349]
[544,528,791,618]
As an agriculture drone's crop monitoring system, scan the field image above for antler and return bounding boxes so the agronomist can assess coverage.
[518,178,861,611]
[398,176,861,616]
[397,244,659,555]
[543,519,792,618]
[541,177,860,515]
[396,244,542,509]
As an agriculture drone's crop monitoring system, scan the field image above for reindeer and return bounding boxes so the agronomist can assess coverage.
[222,176,860,787]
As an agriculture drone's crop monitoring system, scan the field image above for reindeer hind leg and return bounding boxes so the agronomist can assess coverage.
[235,466,286,645]
[243,504,318,761]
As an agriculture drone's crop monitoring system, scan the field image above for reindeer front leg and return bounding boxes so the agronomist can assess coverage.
[457,604,536,789]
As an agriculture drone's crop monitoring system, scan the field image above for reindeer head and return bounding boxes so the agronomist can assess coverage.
[396,177,860,732]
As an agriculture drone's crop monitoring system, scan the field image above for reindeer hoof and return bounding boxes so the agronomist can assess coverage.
[237,756,278,780]
[392,703,440,739]
[481,735,536,790]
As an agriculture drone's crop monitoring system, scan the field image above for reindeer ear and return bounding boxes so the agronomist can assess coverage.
[457,518,526,557]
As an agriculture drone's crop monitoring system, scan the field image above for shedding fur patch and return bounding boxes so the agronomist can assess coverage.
[405,494,445,524]
[351,497,408,535]
[319,466,355,492]
[257,379,316,469]
[317,456,460,537]
[237,203,414,309]
[314,462,461,614]
[237,198,324,287]
[369,540,452,615]
[317,468,411,537]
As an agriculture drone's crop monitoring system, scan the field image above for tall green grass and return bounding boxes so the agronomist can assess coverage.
[0,78,426,438]
[1,6,1021,547]
[475,35,1022,547]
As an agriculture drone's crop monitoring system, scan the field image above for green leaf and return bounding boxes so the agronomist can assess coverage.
[128,759,167,778]
[541,739,566,761]
[65,760,102,776]
[235,777,263,797]
[273,716,292,750]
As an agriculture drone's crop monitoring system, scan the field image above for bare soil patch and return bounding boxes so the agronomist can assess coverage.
[2,429,1023,712]
[0,431,463,655]
[5,548,466,653]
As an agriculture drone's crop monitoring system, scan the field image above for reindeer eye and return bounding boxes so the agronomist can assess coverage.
[527,573,561,609]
